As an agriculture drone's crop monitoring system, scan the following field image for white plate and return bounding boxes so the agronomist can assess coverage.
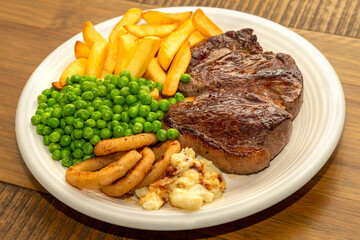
[16,7,345,230]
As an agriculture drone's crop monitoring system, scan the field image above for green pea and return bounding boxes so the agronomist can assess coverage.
[111,88,121,100]
[49,131,61,143]
[133,117,146,125]
[61,148,71,158]
[180,73,191,83]
[140,93,152,105]
[72,88,82,96]
[43,135,50,146]
[124,128,134,136]
[126,95,137,106]
[156,129,167,141]
[35,109,45,116]
[52,150,62,160]
[65,91,77,102]
[159,100,170,112]
[168,97,177,105]
[138,105,150,117]
[132,122,143,134]
[92,99,102,110]
[152,120,162,132]
[45,107,54,113]
[156,110,165,120]
[83,127,94,139]
[104,73,113,81]
[102,99,113,108]
[47,98,57,107]
[114,95,126,105]
[74,139,85,149]
[73,118,84,129]
[102,110,113,121]
[98,85,107,97]
[100,128,112,139]
[129,81,140,95]
[72,129,83,140]
[63,104,76,116]
[81,81,92,92]
[91,111,102,120]
[42,89,52,98]
[139,85,150,93]
[61,156,73,167]
[37,94,47,103]
[120,87,131,97]
[146,80,155,91]
[72,149,84,159]
[110,75,120,85]
[85,118,96,128]
[48,118,60,129]
[113,126,125,138]
[113,105,123,114]
[60,135,71,147]
[76,109,90,120]
[51,108,62,119]
[128,106,139,119]
[65,116,75,125]
[41,112,51,125]
[143,122,153,133]
[86,106,94,113]
[31,115,41,126]
[113,113,121,121]
[137,78,147,86]
[49,143,61,153]
[120,122,129,131]
[144,111,156,122]
[120,70,131,80]
[64,125,74,135]
[82,91,94,100]
[130,77,137,82]
[42,126,52,135]
[53,128,65,135]
[166,128,179,140]
[38,102,48,110]
[82,142,93,155]
[97,119,107,129]
[74,100,88,110]
[150,100,159,112]
[90,135,101,145]
[36,124,45,135]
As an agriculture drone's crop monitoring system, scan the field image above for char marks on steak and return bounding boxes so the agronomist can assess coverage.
[165,29,304,174]
[179,28,303,118]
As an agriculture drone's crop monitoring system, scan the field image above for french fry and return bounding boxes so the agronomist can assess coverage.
[176,17,195,32]
[184,96,196,102]
[59,58,88,86]
[114,33,137,75]
[108,8,143,44]
[144,58,166,84]
[102,43,117,75]
[150,88,159,100]
[52,81,63,90]
[142,10,192,25]
[192,9,223,37]
[124,23,178,38]
[162,40,191,96]
[74,41,90,58]
[188,30,206,47]
[125,36,161,78]
[82,21,107,48]
[157,26,193,71]
[85,41,109,78]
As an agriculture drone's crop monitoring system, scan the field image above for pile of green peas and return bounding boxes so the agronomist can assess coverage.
[31,70,184,167]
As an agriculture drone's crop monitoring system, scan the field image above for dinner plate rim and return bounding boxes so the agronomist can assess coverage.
[15,6,345,230]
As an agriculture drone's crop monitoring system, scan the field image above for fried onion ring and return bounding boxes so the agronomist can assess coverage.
[101,147,155,197]
[94,133,158,156]
[65,150,142,189]
[135,140,181,189]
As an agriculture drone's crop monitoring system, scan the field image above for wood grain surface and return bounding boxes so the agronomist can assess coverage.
[1,0,359,239]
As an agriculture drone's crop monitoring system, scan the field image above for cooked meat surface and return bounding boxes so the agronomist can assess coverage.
[163,89,293,174]
[165,29,304,174]
[179,29,303,118]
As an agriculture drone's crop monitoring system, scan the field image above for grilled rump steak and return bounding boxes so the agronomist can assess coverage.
[164,29,304,174]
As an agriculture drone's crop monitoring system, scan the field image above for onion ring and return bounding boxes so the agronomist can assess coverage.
[94,133,158,156]
[135,140,181,189]
[65,150,142,189]
[101,147,155,197]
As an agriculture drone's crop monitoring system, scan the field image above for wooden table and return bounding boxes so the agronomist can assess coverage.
[1,0,359,238]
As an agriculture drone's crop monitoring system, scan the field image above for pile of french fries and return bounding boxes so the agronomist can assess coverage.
[53,8,223,97]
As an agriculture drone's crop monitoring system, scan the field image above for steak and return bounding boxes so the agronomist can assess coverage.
[164,29,304,174]
[179,29,303,118]
[163,89,292,174]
